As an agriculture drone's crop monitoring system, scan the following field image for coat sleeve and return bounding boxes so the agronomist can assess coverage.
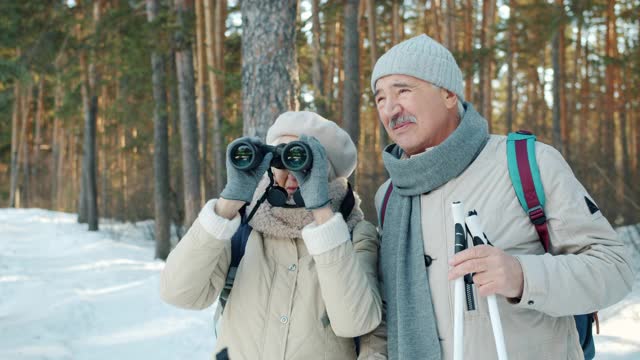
[159,199,238,310]
[512,144,634,316]
[301,214,383,338]
[357,287,388,359]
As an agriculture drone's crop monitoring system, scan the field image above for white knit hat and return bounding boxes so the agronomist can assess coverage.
[266,111,357,180]
[371,34,465,101]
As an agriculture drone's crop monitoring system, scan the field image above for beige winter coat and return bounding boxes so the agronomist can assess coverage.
[373,135,634,360]
[160,199,382,360]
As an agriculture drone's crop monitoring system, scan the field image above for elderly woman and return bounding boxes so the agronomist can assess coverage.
[160,111,383,360]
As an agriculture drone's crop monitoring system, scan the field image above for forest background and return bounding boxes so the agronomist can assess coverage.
[1,0,638,260]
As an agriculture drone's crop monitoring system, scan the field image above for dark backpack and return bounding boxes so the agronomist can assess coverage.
[378,131,597,359]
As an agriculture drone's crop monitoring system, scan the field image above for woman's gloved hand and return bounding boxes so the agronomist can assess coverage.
[220,137,273,203]
[290,135,330,210]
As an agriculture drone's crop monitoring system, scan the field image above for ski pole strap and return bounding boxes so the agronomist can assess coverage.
[379,181,394,229]
[507,131,551,252]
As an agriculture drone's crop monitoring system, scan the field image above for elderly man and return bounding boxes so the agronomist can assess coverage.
[370,34,633,360]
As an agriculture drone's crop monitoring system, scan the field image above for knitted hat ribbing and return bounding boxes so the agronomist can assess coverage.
[371,34,465,101]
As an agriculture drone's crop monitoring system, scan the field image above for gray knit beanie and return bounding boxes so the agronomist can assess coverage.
[371,34,465,102]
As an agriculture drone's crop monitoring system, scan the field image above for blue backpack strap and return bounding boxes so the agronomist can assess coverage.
[507,130,596,359]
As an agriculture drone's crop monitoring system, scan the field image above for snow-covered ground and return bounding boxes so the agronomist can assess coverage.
[0,209,214,360]
[0,208,638,359]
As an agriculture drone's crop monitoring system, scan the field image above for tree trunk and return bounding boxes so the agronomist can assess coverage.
[464,0,473,103]
[366,0,386,148]
[174,0,202,228]
[80,51,99,230]
[9,81,20,207]
[77,1,100,230]
[618,66,630,221]
[18,82,34,208]
[603,0,616,178]
[32,77,45,205]
[324,13,337,118]
[444,0,455,50]
[56,127,66,210]
[118,126,128,219]
[311,0,327,115]
[53,32,67,210]
[168,49,185,232]
[551,0,567,156]
[52,112,61,209]
[335,9,344,121]
[552,27,563,153]
[391,0,400,45]
[204,0,225,197]
[479,0,496,128]
[97,87,107,219]
[431,0,443,44]
[343,0,360,152]
[557,1,567,157]
[147,0,171,260]
[633,25,640,217]
[416,0,425,35]
[570,14,583,162]
[241,0,298,138]
[505,1,515,132]
[365,0,377,69]
[597,0,617,222]
[289,5,301,113]
[195,0,209,201]
[579,38,590,158]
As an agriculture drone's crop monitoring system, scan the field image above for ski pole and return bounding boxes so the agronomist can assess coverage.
[465,211,509,360]
[451,201,467,360]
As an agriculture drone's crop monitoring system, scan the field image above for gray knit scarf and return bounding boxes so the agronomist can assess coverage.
[381,103,489,360]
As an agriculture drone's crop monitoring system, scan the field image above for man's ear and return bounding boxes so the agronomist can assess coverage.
[441,89,458,109]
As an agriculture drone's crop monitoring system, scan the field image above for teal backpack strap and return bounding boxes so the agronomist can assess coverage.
[506,130,550,252]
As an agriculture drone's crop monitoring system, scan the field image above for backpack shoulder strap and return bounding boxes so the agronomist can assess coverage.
[506,130,550,252]
[379,181,394,229]
[214,212,253,334]
[230,221,253,267]
[507,132,600,345]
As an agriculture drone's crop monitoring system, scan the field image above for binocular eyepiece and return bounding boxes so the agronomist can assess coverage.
[230,139,313,172]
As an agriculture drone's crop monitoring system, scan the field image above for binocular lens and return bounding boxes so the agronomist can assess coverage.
[229,139,312,171]
[231,144,256,170]
[283,145,309,171]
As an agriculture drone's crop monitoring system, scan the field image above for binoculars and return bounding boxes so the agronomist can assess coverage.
[230,139,313,172]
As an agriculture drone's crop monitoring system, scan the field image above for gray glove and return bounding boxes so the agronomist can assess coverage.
[220,137,273,203]
[290,135,330,210]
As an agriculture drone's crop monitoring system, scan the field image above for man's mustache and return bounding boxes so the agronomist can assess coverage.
[390,114,417,129]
